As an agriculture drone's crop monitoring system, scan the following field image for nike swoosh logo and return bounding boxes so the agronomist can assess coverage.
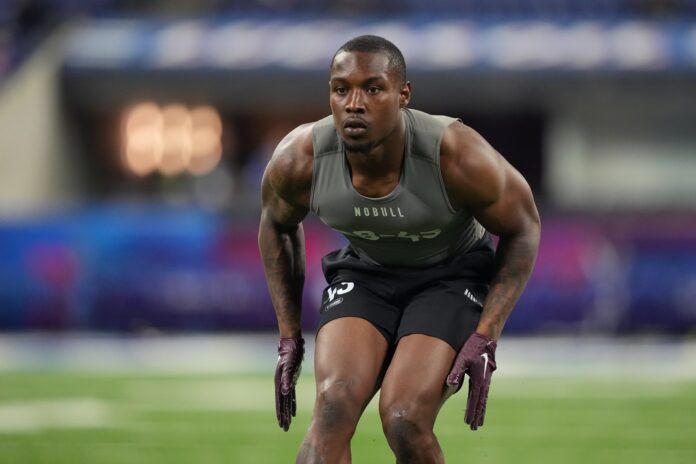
[481,353,488,378]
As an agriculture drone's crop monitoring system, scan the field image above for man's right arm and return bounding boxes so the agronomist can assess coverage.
[259,125,314,431]
[258,124,314,338]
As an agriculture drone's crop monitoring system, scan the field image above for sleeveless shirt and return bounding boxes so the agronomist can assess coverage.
[310,108,488,268]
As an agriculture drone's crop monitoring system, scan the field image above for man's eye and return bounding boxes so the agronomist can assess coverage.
[335,87,347,95]
[367,87,381,94]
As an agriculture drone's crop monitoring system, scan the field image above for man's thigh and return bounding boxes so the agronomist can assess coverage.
[379,334,457,423]
[397,279,487,352]
[317,276,401,344]
[314,317,391,410]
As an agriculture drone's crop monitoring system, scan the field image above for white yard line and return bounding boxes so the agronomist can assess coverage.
[0,398,115,433]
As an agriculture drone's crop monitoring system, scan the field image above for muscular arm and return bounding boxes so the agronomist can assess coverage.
[441,123,541,340]
[258,124,314,338]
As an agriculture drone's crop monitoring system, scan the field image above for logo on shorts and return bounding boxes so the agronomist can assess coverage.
[322,297,344,313]
[464,288,483,307]
[326,282,354,302]
[321,282,354,313]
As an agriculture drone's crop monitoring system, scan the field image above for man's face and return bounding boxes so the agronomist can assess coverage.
[329,51,410,153]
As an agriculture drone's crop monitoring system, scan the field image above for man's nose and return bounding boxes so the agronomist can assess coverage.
[346,90,365,113]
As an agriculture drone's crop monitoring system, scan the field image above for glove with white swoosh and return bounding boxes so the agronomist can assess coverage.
[446,332,497,430]
[275,337,304,432]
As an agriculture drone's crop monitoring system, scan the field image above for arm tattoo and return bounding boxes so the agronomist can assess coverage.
[478,232,539,339]
[259,217,306,338]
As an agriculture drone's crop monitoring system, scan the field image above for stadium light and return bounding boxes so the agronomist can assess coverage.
[121,102,223,177]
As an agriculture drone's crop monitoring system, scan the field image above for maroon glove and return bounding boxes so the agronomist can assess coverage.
[446,332,497,431]
[275,337,304,431]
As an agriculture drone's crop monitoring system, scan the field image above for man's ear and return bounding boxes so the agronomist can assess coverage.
[400,81,412,108]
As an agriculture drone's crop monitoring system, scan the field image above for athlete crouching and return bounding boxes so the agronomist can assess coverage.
[259,35,540,464]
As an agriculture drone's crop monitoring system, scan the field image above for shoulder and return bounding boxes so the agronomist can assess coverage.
[439,120,505,210]
[264,122,315,206]
[405,108,455,141]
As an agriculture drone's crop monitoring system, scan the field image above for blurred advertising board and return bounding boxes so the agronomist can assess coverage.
[1,206,695,334]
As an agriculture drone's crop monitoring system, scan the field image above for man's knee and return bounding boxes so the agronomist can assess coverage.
[380,400,438,457]
[298,380,364,463]
[313,378,364,432]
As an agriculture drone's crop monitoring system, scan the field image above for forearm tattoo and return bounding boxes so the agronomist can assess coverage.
[259,222,306,336]
[479,233,538,338]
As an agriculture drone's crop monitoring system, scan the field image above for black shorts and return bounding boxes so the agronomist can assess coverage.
[317,240,496,351]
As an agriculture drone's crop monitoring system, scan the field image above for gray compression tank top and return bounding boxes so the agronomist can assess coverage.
[310,108,488,267]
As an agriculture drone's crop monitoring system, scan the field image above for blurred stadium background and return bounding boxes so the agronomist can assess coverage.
[1,1,696,463]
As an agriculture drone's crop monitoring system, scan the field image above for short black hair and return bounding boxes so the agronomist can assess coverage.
[332,35,407,83]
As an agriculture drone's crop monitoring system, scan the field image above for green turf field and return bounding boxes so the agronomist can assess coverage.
[1,373,695,463]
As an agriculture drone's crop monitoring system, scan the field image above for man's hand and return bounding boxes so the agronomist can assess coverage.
[446,332,497,431]
[275,337,305,431]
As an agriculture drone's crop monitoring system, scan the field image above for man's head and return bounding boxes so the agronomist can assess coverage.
[329,35,411,154]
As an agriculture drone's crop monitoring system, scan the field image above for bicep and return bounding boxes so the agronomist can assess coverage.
[471,160,540,238]
[260,164,308,230]
[259,124,314,230]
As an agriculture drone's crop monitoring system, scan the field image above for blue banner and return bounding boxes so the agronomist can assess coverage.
[63,17,696,72]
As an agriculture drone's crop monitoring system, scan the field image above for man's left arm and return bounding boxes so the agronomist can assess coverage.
[441,121,540,338]
[470,161,540,341]
[441,122,540,429]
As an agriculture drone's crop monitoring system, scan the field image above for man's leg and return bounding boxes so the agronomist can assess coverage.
[378,334,457,464]
[297,317,389,464]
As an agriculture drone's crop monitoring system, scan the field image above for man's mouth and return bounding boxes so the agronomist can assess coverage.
[344,119,368,136]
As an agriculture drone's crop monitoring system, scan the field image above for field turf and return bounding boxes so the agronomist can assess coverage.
[1,373,695,463]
